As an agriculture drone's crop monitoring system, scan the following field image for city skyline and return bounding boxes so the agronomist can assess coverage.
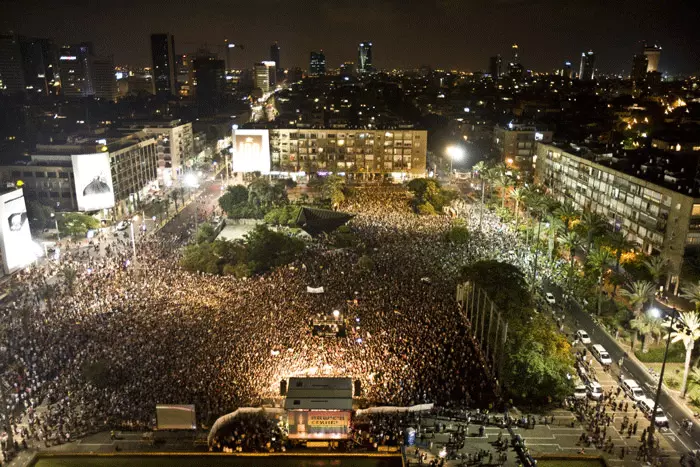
[3,0,699,74]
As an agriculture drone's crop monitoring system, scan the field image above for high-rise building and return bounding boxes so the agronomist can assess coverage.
[270,42,280,70]
[309,51,326,75]
[18,37,60,96]
[560,61,573,79]
[643,43,661,73]
[0,35,26,95]
[176,54,193,97]
[631,54,648,86]
[489,55,502,79]
[58,43,94,98]
[193,55,225,115]
[90,55,117,101]
[358,41,373,73]
[578,50,595,81]
[511,44,519,63]
[150,33,176,96]
[254,61,276,92]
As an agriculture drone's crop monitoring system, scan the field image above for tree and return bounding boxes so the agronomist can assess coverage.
[588,247,613,315]
[669,311,700,398]
[461,260,532,322]
[170,190,180,211]
[357,255,374,272]
[544,215,564,261]
[27,200,54,230]
[681,281,700,310]
[510,186,526,226]
[196,223,216,244]
[555,202,579,234]
[558,231,583,288]
[580,211,608,251]
[445,224,470,245]
[620,280,656,317]
[644,256,668,288]
[59,213,100,237]
[244,225,305,274]
[630,314,658,353]
[605,230,635,272]
[493,169,511,209]
[320,175,346,209]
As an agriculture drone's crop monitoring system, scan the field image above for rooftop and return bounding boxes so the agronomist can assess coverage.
[284,377,353,411]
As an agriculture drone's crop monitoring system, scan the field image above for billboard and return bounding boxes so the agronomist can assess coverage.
[156,404,197,430]
[72,153,115,211]
[287,410,352,439]
[0,189,35,273]
[231,129,271,174]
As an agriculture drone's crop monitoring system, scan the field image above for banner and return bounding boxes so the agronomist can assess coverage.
[307,286,325,294]
[0,189,34,273]
[72,153,115,211]
[308,411,350,427]
[231,129,271,174]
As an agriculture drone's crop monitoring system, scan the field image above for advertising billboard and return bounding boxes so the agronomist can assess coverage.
[155,404,197,430]
[287,410,352,439]
[231,129,271,174]
[72,153,115,211]
[0,189,35,273]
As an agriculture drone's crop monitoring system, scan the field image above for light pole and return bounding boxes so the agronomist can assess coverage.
[129,215,139,260]
[648,306,678,455]
[445,145,465,179]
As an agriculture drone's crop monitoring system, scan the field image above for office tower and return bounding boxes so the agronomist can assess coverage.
[512,44,519,63]
[193,54,225,114]
[560,61,573,79]
[254,61,276,92]
[18,37,60,96]
[150,33,176,96]
[358,41,373,73]
[91,55,117,101]
[643,43,661,72]
[287,67,303,82]
[0,35,26,95]
[309,51,326,75]
[58,43,94,98]
[579,50,595,80]
[270,42,280,70]
[631,54,648,85]
[489,55,502,79]
[176,54,193,97]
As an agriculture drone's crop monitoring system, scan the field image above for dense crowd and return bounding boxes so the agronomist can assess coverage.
[1,185,515,460]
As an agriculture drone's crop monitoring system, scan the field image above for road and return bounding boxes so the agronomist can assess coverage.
[544,279,700,456]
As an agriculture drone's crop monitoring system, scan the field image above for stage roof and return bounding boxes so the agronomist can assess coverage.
[284,377,353,410]
[295,207,354,236]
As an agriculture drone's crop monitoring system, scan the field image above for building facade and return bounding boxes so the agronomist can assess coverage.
[151,33,176,96]
[0,132,158,216]
[254,61,276,92]
[535,143,700,292]
[358,42,373,73]
[494,124,553,180]
[643,43,661,73]
[270,42,280,70]
[0,34,25,95]
[269,128,427,178]
[309,51,326,76]
[579,51,595,81]
[489,55,502,79]
[58,43,116,100]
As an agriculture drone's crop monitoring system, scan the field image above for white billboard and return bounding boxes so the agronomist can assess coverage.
[231,129,271,173]
[156,404,197,430]
[72,153,115,211]
[0,189,35,273]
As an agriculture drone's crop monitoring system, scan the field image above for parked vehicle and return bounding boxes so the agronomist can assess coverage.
[591,344,612,366]
[587,381,603,400]
[637,397,669,427]
[621,379,645,401]
[545,292,556,304]
[573,385,588,400]
[576,330,591,344]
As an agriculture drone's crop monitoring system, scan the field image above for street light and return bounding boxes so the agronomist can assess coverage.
[129,215,139,260]
[445,146,465,176]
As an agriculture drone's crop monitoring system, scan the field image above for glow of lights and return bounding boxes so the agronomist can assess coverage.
[464,107,470,113]
[649,308,661,318]
[184,173,199,188]
[446,145,465,161]
[332,310,340,318]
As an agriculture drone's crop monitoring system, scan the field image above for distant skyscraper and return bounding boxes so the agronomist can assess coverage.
[560,61,573,79]
[489,55,502,79]
[578,51,595,81]
[358,42,373,73]
[643,43,661,72]
[511,44,519,63]
[309,51,326,75]
[91,55,117,101]
[631,54,648,85]
[0,35,26,95]
[193,54,225,115]
[270,42,280,70]
[254,61,276,92]
[150,33,176,96]
[18,37,60,96]
[58,43,94,98]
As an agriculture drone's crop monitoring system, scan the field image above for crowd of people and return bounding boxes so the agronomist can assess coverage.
[0,184,511,461]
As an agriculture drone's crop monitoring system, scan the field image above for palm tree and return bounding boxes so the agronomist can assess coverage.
[555,202,579,233]
[524,191,546,246]
[493,170,511,209]
[605,230,636,272]
[620,280,656,317]
[544,215,565,261]
[580,211,608,251]
[669,311,700,398]
[588,247,613,315]
[510,186,526,226]
[644,256,668,287]
[558,231,583,288]
[170,190,180,211]
[650,317,665,345]
[630,314,654,353]
[688,367,700,392]
[681,281,700,311]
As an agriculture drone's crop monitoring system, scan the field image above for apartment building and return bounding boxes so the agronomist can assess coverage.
[268,129,427,178]
[494,124,552,180]
[535,142,700,293]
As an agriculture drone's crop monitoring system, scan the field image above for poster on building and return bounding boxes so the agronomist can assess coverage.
[72,153,115,211]
[231,129,271,174]
[0,189,35,273]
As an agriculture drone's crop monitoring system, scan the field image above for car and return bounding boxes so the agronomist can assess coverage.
[576,330,591,344]
[621,379,645,401]
[213,215,222,224]
[545,292,556,304]
[587,381,603,400]
[115,220,129,231]
[637,397,669,427]
[591,344,613,366]
[573,385,588,400]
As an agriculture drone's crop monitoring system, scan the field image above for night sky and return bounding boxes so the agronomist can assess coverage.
[4,0,699,74]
